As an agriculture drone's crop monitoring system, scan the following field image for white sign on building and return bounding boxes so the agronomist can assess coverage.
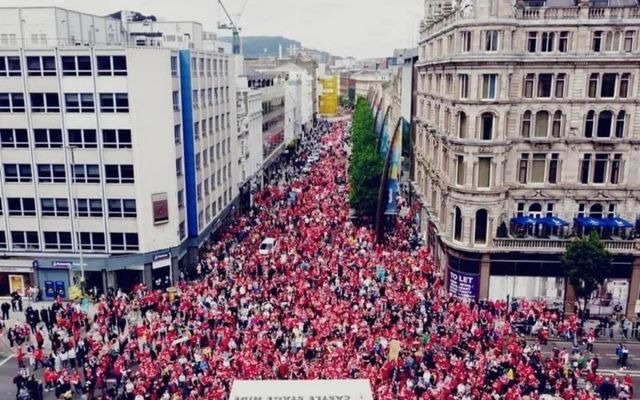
[229,380,374,400]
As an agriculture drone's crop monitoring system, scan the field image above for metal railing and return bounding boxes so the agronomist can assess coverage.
[493,237,640,253]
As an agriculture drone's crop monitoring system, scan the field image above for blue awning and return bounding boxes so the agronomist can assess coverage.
[574,217,602,227]
[601,217,633,228]
[511,216,537,226]
[538,216,569,227]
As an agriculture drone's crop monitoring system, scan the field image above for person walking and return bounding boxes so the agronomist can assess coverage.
[1,301,10,320]
[621,344,630,370]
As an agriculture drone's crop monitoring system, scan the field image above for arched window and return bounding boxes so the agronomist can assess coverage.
[528,203,543,218]
[585,110,595,138]
[615,110,626,138]
[521,111,532,137]
[552,111,563,137]
[535,111,549,137]
[589,203,603,219]
[474,209,488,244]
[458,112,468,138]
[481,112,494,140]
[597,110,613,137]
[454,207,463,241]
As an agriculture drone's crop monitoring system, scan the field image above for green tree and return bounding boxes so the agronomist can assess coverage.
[348,97,384,219]
[561,232,612,318]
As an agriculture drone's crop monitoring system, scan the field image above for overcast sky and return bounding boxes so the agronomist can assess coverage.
[14,0,423,58]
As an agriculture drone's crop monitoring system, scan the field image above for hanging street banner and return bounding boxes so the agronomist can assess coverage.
[385,118,403,215]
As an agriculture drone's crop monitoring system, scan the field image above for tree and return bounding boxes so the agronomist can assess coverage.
[561,232,612,319]
[348,97,384,219]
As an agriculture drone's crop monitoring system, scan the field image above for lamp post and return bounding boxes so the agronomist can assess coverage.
[66,145,85,293]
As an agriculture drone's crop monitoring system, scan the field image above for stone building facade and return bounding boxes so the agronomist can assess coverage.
[414,0,640,316]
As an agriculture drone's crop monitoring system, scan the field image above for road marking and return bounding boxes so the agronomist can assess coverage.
[598,369,640,376]
[0,354,14,367]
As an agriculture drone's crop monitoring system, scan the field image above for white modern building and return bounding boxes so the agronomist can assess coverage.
[0,7,239,297]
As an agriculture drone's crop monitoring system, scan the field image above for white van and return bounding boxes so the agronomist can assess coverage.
[259,238,276,255]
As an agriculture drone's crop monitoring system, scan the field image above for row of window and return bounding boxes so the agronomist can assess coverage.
[0,92,129,113]
[0,55,126,77]
[1,198,136,218]
[515,202,618,220]
[2,164,134,184]
[421,29,636,60]
[2,231,138,252]
[421,72,632,101]
[425,107,629,141]
[188,56,230,78]
[0,128,132,149]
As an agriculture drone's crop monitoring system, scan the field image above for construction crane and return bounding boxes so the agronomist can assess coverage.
[217,0,247,55]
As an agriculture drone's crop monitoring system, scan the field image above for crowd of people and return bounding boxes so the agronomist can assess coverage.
[4,117,637,399]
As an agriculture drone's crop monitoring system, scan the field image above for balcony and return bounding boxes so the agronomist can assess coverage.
[516,6,640,21]
[493,237,640,253]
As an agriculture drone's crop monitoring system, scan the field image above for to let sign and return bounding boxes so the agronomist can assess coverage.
[448,269,479,301]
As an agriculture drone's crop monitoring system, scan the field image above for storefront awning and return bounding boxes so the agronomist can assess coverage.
[574,217,602,227]
[538,216,569,227]
[511,216,537,226]
[601,216,633,228]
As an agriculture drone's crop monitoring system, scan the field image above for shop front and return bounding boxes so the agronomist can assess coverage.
[115,266,143,293]
[0,261,35,296]
[36,261,71,300]
[151,251,172,290]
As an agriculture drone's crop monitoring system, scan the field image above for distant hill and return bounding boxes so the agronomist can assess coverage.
[220,35,333,63]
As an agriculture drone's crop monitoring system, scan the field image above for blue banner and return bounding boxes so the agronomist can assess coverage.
[375,102,385,137]
[385,119,402,215]
[379,108,391,156]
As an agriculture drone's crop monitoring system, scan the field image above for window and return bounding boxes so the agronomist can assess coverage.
[174,124,181,144]
[68,129,97,148]
[624,31,635,52]
[64,93,95,113]
[193,90,198,108]
[0,129,28,148]
[534,111,549,137]
[454,207,463,241]
[0,56,21,76]
[523,74,535,98]
[0,93,25,112]
[481,74,497,99]
[518,154,529,183]
[458,74,469,99]
[552,111,563,137]
[527,32,537,52]
[177,189,184,209]
[34,129,62,148]
[99,93,129,113]
[7,198,36,216]
[555,73,565,98]
[519,153,560,184]
[615,110,626,138]
[4,164,32,183]
[477,157,491,188]
[172,91,180,111]
[461,31,472,52]
[195,153,201,170]
[108,199,136,218]
[11,231,39,250]
[96,55,127,76]
[43,232,72,250]
[41,198,69,217]
[474,209,488,244]
[455,155,465,185]
[37,164,66,183]
[105,165,134,183]
[537,74,552,97]
[596,111,613,137]
[176,158,182,176]
[548,154,559,184]
[79,232,106,251]
[61,56,91,76]
[110,232,139,251]
[75,199,103,217]
[480,112,494,140]
[171,56,178,76]
[103,129,132,148]
[179,222,186,239]
[540,32,555,52]
[30,93,60,113]
[26,56,56,76]
[604,31,621,52]
[72,164,100,183]
[484,30,499,51]
[619,73,630,98]
[601,73,616,97]
[579,153,623,184]
[558,31,569,52]
[521,111,532,137]
[593,31,603,52]
[588,73,598,98]
[531,154,546,183]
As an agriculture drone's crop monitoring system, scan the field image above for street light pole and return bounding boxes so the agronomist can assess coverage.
[67,146,85,293]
